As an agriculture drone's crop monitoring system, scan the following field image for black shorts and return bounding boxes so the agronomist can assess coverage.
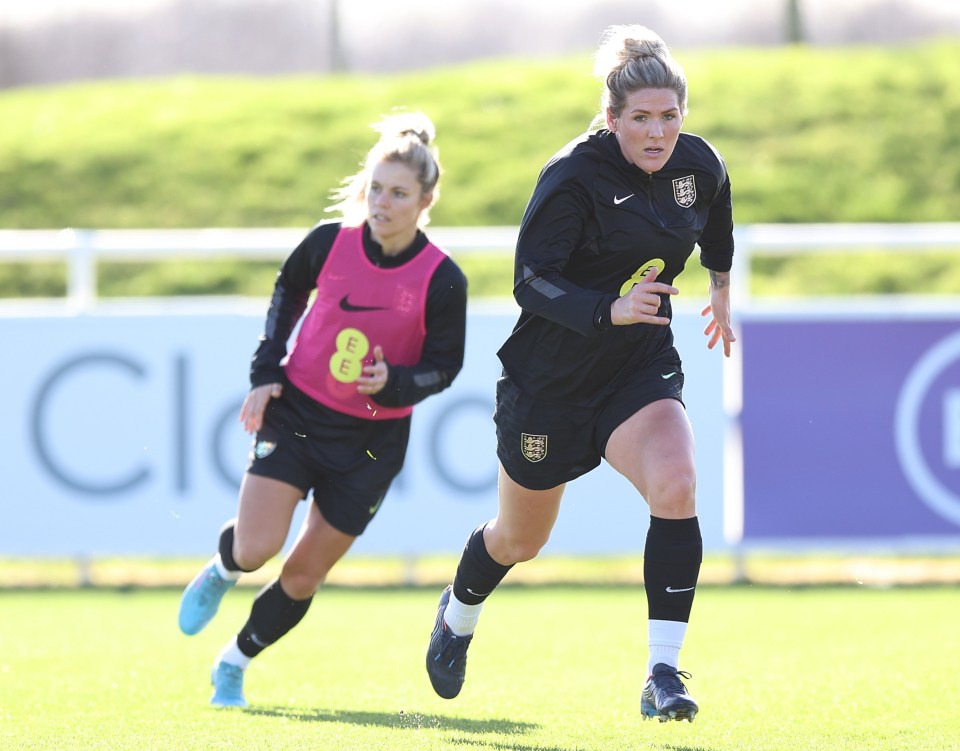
[246,382,410,536]
[495,346,684,490]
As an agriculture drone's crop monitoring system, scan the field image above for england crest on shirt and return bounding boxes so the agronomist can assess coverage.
[672,175,696,208]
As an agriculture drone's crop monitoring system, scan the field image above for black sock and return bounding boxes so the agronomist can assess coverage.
[236,578,312,658]
[452,525,513,606]
[218,520,241,573]
[218,519,259,574]
[643,516,702,622]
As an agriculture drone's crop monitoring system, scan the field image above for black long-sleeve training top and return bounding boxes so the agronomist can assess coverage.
[497,129,735,406]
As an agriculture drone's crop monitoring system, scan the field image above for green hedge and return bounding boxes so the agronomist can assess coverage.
[1,41,958,298]
[3,41,959,229]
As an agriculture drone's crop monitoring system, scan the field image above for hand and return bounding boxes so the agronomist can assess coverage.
[609,266,678,326]
[356,345,389,395]
[701,286,736,358]
[239,382,283,434]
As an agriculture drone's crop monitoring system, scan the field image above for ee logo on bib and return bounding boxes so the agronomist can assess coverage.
[330,327,370,383]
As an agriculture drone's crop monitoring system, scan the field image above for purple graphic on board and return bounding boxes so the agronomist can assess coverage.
[740,317,960,540]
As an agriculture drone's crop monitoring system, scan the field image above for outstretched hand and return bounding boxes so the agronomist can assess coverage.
[701,292,736,357]
[609,266,678,326]
[357,345,389,395]
[239,382,283,434]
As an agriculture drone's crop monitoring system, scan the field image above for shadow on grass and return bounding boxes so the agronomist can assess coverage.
[242,704,716,751]
[413,736,714,751]
[244,703,538,736]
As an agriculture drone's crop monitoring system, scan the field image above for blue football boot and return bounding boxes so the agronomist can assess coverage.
[178,557,236,635]
[210,660,247,707]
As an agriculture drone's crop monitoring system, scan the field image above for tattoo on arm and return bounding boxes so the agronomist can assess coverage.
[709,270,731,289]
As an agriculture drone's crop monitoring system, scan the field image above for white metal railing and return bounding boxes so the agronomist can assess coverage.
[729,222,960,303]
[0,226,521,310]
[1,224,959,310]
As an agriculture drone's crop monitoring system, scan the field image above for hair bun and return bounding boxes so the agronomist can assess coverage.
[374,112,435,146]
[593,24,668,79]
[399,127,431,145]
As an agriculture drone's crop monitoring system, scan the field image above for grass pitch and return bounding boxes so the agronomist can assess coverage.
[3,585,958,750]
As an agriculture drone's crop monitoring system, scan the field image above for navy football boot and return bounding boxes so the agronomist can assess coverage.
[425,585,473,699]
[641,663,699,722]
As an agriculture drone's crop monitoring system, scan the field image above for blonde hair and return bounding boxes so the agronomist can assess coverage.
[591,25,688,128]
[327,112,441,228]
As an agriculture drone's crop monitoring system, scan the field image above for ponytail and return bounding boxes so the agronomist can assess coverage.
[327,112,442,228]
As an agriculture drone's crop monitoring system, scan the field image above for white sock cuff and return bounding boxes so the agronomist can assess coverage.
[648,619,687,649]
[213,554,242,581]
[647,619,687,675]
[218,637,252,670]
[442,589,484,637]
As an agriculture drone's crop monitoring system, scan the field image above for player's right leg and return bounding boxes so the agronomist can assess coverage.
[426,465,563,699]
[178,474,302,636]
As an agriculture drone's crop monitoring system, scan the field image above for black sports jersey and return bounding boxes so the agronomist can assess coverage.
[250,220,468,431]
[497,129,734,406]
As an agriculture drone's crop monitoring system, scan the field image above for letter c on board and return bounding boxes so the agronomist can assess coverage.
[30,352,151,496]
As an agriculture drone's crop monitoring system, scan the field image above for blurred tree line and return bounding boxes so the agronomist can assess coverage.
[1,0,958,89]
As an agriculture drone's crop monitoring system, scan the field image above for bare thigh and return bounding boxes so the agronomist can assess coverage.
[280,503,356,599]
[603,398,697,519]
[484,464,565,566]
[233,473,305,570]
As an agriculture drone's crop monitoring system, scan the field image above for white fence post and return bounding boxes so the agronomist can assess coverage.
[65,229,96,311]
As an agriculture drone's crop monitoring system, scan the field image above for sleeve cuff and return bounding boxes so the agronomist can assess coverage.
[594,296,617,331]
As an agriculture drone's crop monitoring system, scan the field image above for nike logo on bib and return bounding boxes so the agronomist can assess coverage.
[613,193,635,205]
[339,294,388,312]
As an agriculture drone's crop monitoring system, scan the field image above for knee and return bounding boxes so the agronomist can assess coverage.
[232,534,279,572]
[647,471,697,519]
[279,561,324,600]
[486,526,548,565]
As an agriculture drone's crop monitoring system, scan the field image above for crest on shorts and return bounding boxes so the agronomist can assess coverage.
[672,175,696,208]
[254,440,277,459]
[521,433,548,463]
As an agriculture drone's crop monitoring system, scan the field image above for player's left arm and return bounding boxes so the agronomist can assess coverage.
[697,156,736,357]
[701,270,735,357]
